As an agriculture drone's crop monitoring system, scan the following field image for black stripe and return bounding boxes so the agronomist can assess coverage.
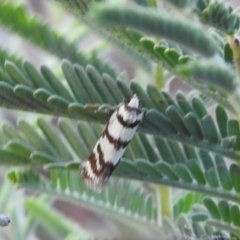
[116,112,141,128]
[102,122,130,150]
[81,146,115,181]
[124,104,142,114]
[97,143,106,168]
[85,144,113,174]
[96,144,115,183]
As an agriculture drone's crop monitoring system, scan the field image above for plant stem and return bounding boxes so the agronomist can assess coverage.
[154,184,172,225]
[154,65,165,90]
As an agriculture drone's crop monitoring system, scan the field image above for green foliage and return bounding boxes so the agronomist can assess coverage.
[0,1,116,77]
[91,4,218,57]
[198,0,240,34]
[8,169,158,223]
[0,0,240,239]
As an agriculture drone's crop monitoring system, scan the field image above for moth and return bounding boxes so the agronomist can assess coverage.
[80,94,144,191]
[0,214,10,227]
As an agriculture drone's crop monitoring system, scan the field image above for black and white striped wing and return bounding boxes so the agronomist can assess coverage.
[80,95,144,191]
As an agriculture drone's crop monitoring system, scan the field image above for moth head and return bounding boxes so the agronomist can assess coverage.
[128,94,140,108]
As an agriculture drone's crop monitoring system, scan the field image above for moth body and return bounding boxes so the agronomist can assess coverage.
[81,94,144,191]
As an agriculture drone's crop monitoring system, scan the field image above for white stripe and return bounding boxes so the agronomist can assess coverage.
[108,111,143,142]
[99,135,126,164]
[128,94,140,108]
[117,105,143,122]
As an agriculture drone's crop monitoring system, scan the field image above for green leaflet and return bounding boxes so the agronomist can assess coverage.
[205,168,219,188]
[201,115,219,144]
[0,59,239,162]
[0,95,240,204]
[174,192,204,219]
[202,198,240,237]
[37,118,72,161]
[183,112,204,140]
[192,97,208,119]
[4,61,30,86]
[231,205,240,227]
[8,169,160,226]
[217,164,233,191]
[0,1,116,77]
[24,61,52,90]
[40,65,74,101]
[0,147,30,166]
[203,197,221,220]
[155,161,179,180]
[187,159,206,185]
[164,0,197,9]
[174,163,193,183]
[1,1,240,238]
[177,59,237,94]
[200,0,240,34]
[0,48,22,68]
[216,105,228,138]
[165,105,190,136]
[6,139,35,159]
[91,4,218,57]
[4,115,240,204]
[230,164,240,193]
[218,200,231,224]
[58,119,89,159]
[191,213,208,222]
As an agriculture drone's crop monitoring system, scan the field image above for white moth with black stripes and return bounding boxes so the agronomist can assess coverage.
[0,214,10,227]
[80,94,144,191]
